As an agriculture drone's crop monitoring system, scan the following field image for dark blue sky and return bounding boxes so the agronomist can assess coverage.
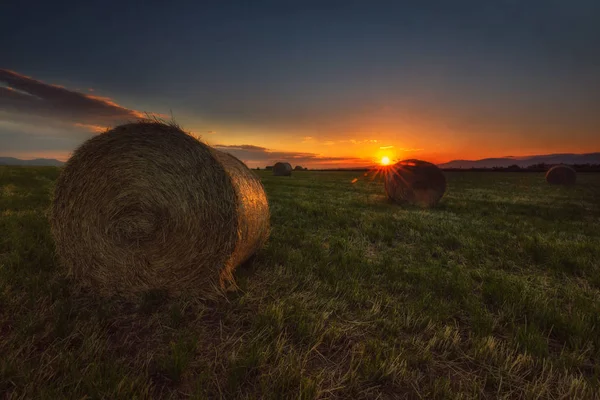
[1,0,599,166]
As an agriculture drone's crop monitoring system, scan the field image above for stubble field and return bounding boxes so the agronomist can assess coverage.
[1,166,599,399]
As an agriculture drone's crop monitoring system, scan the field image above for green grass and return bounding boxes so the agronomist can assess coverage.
[1,165,600,399]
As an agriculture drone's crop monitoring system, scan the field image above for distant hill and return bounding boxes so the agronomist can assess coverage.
[2,152,599,170]
[0,157,64,166]
[438,153,600,169]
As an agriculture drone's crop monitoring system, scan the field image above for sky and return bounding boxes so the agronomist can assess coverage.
[1,0,599,168]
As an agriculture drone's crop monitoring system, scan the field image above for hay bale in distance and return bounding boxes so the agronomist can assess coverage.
[273,162,292,176]
[51,121,270,298]
[384,159,446,208]
[294,165,304,171]
[546,164,576,185]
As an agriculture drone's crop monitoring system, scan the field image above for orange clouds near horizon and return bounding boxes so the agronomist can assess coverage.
[2,68,599,169]
[74,123,106,133]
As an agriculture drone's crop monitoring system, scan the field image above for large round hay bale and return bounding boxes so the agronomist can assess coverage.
[384,159,446,207]
[546,164,576,185]
[273,162,292,176]
[50,121,270,298]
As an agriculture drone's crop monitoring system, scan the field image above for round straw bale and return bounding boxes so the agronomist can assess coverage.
[273,162,292,176]
[50,121,270,298]
[384,159,446,208]
[294,165,304,171]
[546,164,576,185]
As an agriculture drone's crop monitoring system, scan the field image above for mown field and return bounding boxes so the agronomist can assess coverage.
[1,166,600,399]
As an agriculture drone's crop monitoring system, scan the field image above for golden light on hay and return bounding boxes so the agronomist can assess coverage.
[380,156,391,166]
[50,121,270,299]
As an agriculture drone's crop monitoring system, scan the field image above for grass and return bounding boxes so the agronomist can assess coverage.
[1,165,600,399]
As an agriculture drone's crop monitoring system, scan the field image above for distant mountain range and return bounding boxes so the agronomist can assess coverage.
[322,152,600,171]
[437,153,600,169]
[0,157,64,166]
[2,152,599,169]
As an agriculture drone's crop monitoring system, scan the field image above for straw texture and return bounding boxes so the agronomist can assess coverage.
[51,121,270,298]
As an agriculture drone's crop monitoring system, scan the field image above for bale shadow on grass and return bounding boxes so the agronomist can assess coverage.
[36,276,244,395]
[230,253,263,286]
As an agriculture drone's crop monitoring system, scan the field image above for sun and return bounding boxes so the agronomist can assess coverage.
[380,156,391,166]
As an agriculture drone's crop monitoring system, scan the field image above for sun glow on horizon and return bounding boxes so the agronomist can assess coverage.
[380,156,391,166]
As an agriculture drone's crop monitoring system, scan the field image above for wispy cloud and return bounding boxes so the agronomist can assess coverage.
[339,139,379,144]
[0,69,169,159]
[214,143,370,168]
[73,123,106,133]
[215,144,268,151]
[0,69,145,126]
[379,145,394,150]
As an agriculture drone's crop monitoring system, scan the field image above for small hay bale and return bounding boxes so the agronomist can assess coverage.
[546,164,576,185]
[273,162,292,176]
[50,121,270,298]
[384,159,446,208]
[294,165,304,171]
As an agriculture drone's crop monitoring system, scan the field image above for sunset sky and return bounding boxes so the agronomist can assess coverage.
[1,0,599,168]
